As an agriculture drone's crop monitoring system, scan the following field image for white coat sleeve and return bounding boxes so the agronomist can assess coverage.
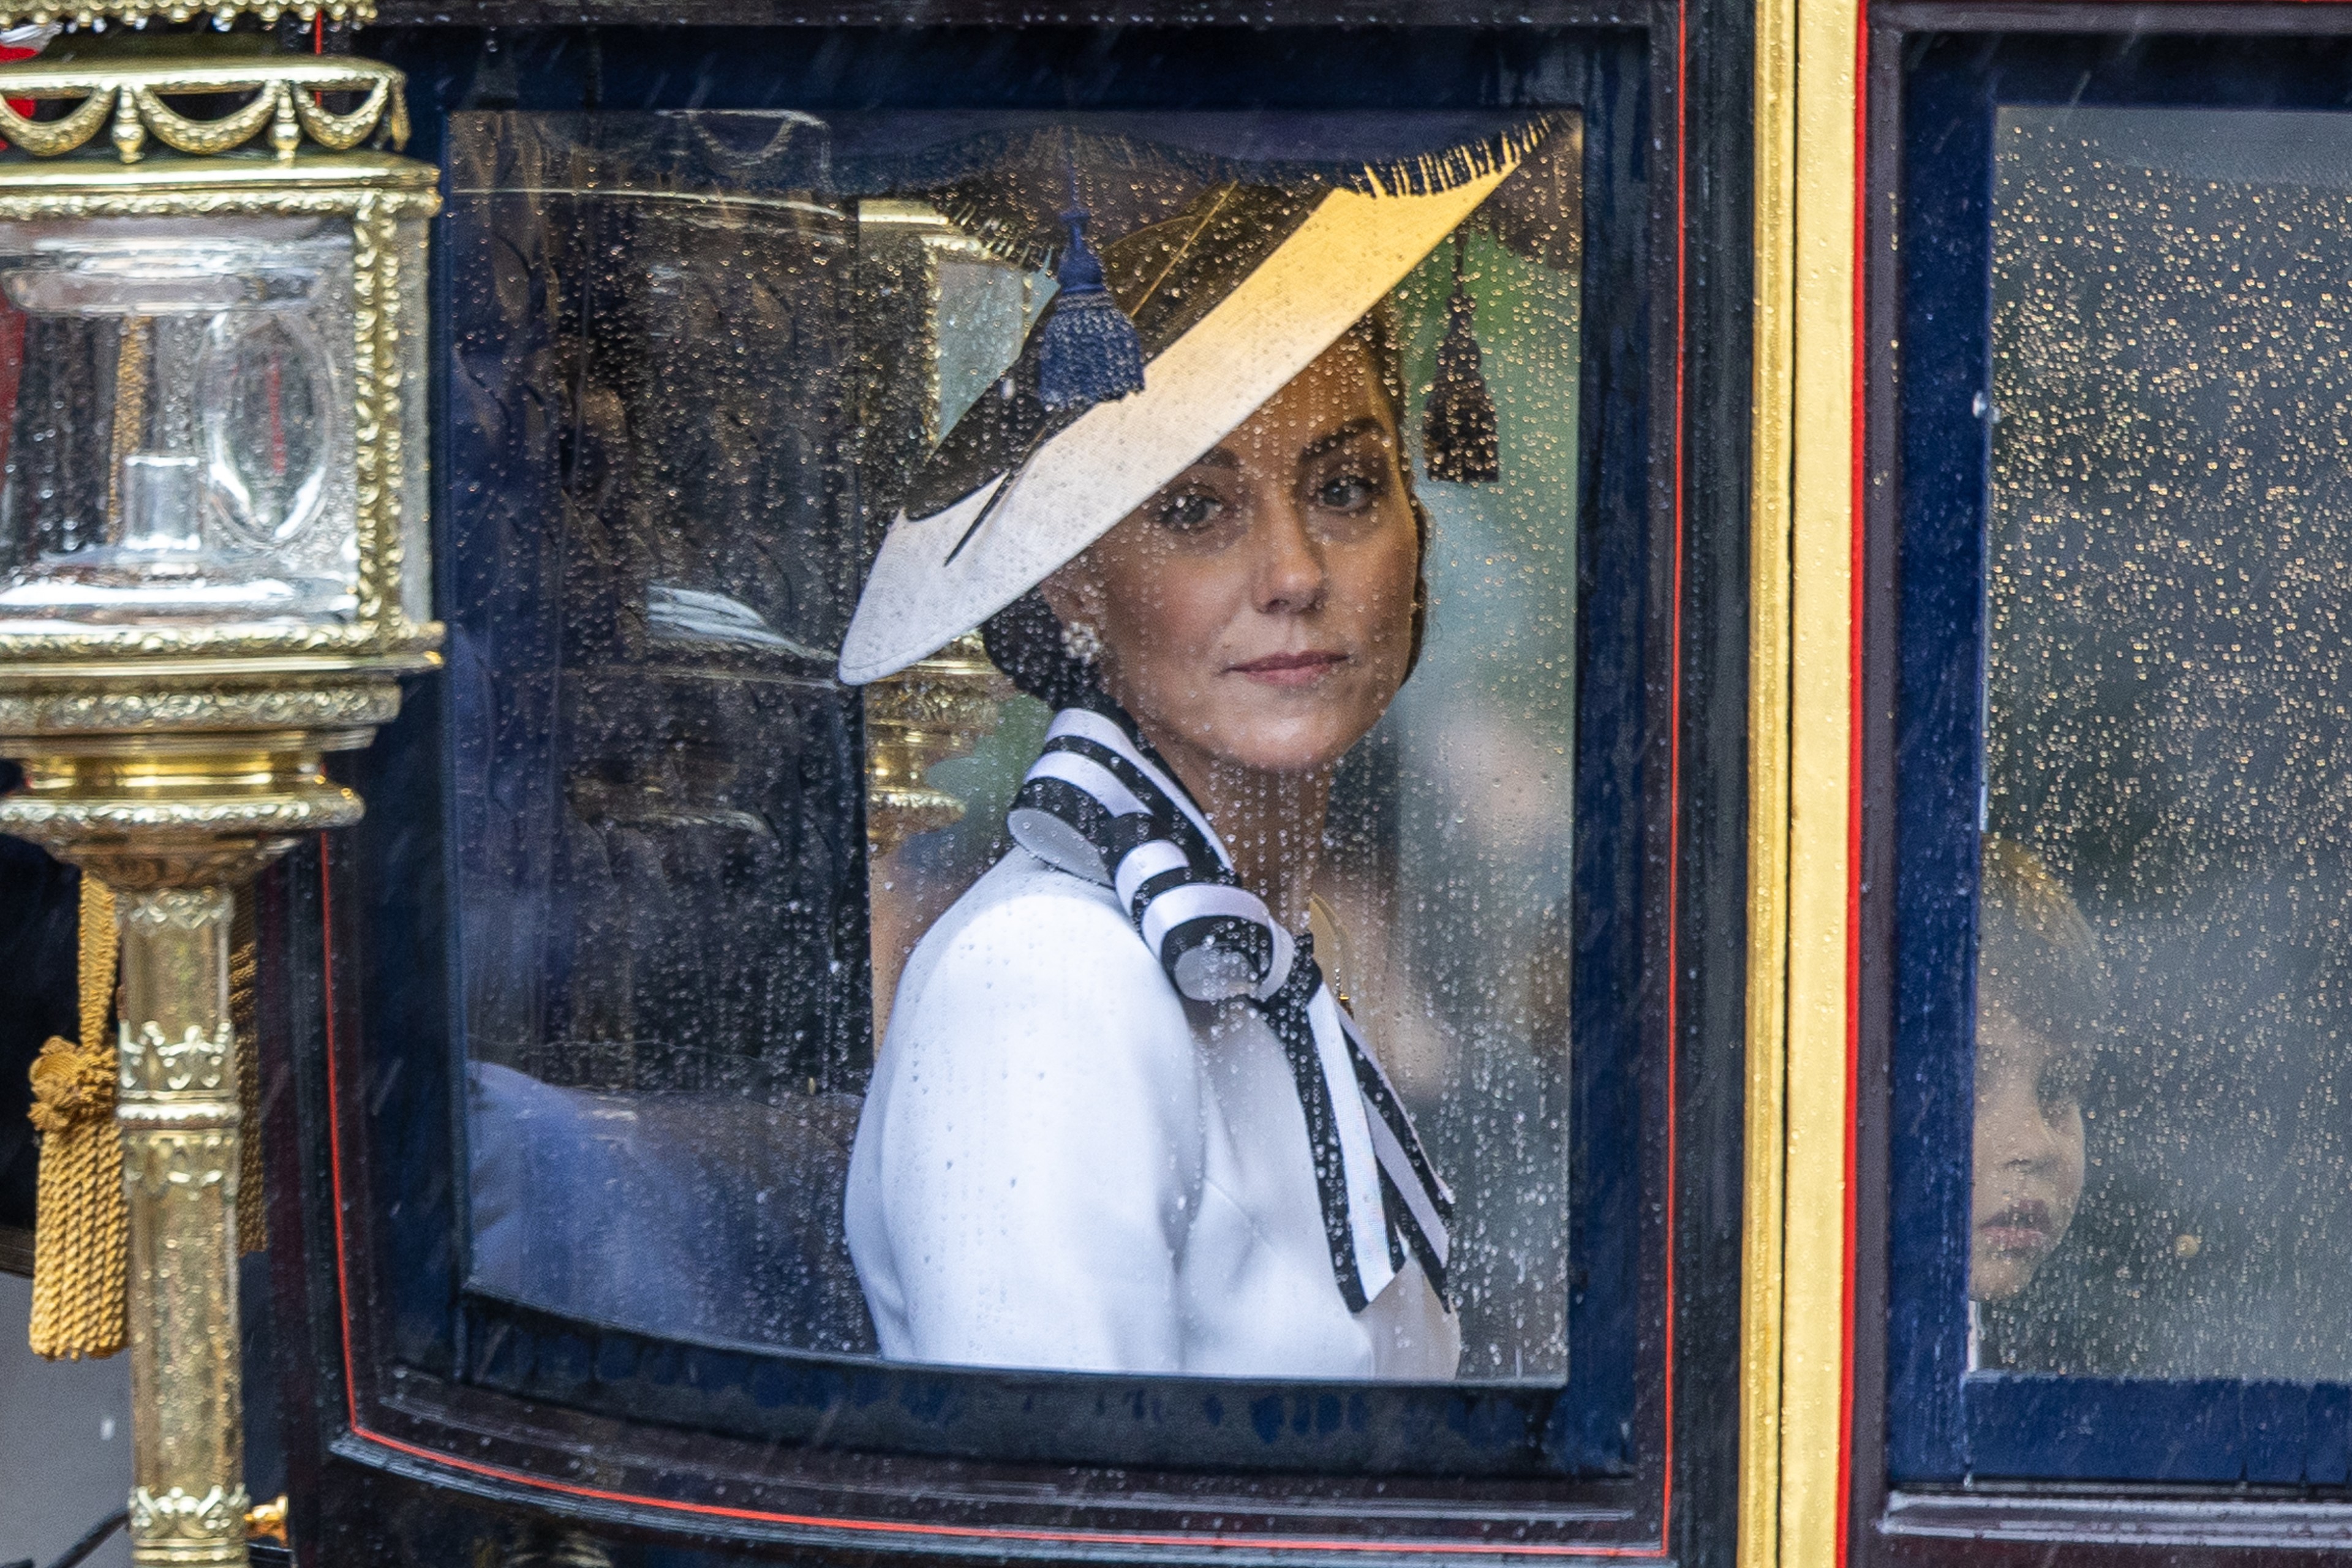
[851,883,1207,1373]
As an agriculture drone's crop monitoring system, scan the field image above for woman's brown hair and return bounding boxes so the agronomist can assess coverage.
[1979,835,2108,1045]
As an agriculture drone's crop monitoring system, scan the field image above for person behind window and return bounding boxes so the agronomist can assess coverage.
[1971,836,2099,1327]
[831,142,1552,1377]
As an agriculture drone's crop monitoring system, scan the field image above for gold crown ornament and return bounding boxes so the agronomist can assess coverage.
[0,23,409,165]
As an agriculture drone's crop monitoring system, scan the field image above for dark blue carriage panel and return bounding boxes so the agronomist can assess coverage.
[1887,38,1994,1488]
[1966,1376,2352,1487]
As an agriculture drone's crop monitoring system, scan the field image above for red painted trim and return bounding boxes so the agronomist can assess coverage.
[311,17,1697,1545]
[0,39,45,137]
[1836,8,1871,1566]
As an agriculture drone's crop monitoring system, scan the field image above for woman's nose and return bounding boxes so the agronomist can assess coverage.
[1255,497,1327,614]
[1983,1084,2061,1170]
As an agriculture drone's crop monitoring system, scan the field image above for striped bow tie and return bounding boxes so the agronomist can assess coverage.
[1005,703,1452,1313]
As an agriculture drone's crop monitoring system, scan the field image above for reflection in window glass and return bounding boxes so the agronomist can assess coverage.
[447,112,875,1353]
[1982,107,2352,1378]
[449,109,1582,1384]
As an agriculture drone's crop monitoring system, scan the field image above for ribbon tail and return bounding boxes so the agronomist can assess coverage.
[1340,1003,1452,1302]
[1305,981,1398,1309]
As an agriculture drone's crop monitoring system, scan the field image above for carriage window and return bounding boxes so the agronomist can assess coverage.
[1973,106,2352,1382]
[447,107,1585,1384]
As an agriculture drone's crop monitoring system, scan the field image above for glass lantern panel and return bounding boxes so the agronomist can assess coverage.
[0,214,358,634]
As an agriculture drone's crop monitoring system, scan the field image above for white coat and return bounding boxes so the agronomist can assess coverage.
[845,846,1461,1379]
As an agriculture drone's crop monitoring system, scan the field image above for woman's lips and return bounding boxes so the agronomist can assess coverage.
[1978,1199,2054,1254]
[1228,650,1349,687]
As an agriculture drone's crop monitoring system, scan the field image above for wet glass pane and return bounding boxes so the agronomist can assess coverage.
[448,113,873,1353]
[1980,107,2352,1378]
[449,108,1583,1384]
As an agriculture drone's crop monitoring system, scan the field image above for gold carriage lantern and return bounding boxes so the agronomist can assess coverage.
[0,12,436,1568]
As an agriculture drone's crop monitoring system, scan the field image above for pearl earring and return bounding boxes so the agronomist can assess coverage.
[1060,618,1104,665]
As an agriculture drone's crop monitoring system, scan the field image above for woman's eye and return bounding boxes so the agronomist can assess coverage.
[1316,470,1383,511]
[2039,1060,2087,1109]
[1155,491,1223,533]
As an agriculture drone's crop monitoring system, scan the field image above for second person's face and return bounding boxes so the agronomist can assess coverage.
[1044,333,1420,783]
[1970,1002,2087,1302]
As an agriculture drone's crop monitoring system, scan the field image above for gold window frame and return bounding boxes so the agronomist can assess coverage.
[1743,0,1863,1558]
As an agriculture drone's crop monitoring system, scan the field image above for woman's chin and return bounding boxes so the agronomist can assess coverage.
[1200,713,1377,776]
[1969,1248,2047,1303]
[1125,680,1390,778]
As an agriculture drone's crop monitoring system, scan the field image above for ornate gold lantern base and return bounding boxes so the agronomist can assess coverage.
[1,668,423,1568]
[0,54,440,1564]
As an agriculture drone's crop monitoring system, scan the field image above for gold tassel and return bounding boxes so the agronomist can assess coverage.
[27,874,125,1361]
[25,876,266,1362]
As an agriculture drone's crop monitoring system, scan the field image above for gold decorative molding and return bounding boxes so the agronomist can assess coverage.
[1743,0,1861,1558]
[120,887,231,929]
[120,1022,232,1096]
[125,1133,238,1202]
[862,632,1014,858]
[129,1485,250,1549]
[3,791,362,837]
[0,56,407,165]
[0,172,439,215]
[0,619,443,662]
[350,190,401,631]
[243,1497,286,1545]
[9,760,326,1568]
[0,741,368,889]
[0,680,401,735]
[0,0,370,31]
[109,887,248,1568]
[1741,0,1796,1558]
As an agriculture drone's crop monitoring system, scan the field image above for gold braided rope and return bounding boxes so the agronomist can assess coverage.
[230,895,265,1256]
[28,875,124,1360]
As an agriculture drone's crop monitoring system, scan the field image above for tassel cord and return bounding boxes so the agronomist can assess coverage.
[27,875,124,1362]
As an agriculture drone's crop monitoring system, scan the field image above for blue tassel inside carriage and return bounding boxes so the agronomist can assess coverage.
[1422,233,1501,486]
[1037,205,1148,413]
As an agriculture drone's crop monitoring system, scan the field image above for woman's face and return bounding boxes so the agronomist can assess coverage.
[1043,332,1420,780]
[1970,1001,2087,1302]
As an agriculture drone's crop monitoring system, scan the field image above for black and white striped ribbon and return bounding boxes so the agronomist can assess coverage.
[1006,703,1452,1313]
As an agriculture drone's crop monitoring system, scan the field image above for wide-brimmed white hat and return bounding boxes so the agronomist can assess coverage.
[837,122,1555,687]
